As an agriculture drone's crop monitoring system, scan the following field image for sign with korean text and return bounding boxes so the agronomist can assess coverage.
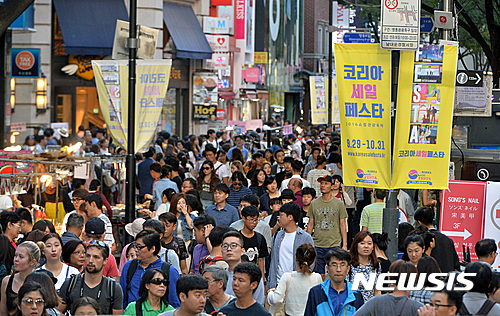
[310,76,340,125]
[193,73,218,120]
[380,0,421,50]
[440,180,486,261]
[203,17,230,34]
[254,52,268,64]
[392,45,458,189]
[92,60,172,152]
[11,48,40,78]
[205,35,230,52]
[235,0,245,39]
[10,122,26,133]
[484,181,500,270]
[334,43,392,189]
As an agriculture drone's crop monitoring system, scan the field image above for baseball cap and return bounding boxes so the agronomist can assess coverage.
[85,217,105,235]
[317,175,334,184]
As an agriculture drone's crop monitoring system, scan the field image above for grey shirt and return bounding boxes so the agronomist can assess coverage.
[353,294,423,316]
[225,271,265,305]
[461,292,500,316]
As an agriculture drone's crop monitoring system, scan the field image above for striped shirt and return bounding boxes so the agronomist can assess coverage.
[359,202,385,233]
[227,185,253,209]
[98,213,115,249]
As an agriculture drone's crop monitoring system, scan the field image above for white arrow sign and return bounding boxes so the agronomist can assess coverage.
[441,229,472,240]
[475,73,482,85]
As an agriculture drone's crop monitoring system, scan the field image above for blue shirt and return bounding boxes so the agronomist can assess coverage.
[227,185,253,209]
[120,257,180,309]
[137,158,155,197]
[227,146,249,161]
[153,178,179,210]
[205,203,240,226]
[329,282,349,316]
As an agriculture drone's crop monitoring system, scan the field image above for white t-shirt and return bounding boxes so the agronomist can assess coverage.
[40,263,79,290]
[214,161,229,181]
[201,139,218,152]
[277,231,296,283]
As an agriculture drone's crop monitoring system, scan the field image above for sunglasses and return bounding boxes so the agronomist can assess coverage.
[202,167,211,170]
[149,278,169,286]
[233,182,242,186]
[89,240,107,248]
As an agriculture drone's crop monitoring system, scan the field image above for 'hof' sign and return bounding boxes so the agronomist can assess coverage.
[11,48,40,78]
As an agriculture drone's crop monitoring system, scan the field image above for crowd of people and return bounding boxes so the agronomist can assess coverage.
[0,125,499,316]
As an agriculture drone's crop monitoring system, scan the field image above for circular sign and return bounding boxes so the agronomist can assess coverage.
[385,0,398,10]
[477,168,489,181]
[457,72,468,85]
[489,198,500,230]
[440,16,447,24]
[15,51,35,70]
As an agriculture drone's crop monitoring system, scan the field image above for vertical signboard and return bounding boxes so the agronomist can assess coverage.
[380,0,421,50]
[310,76,340,125]
[440,180,487,261]
[235,0,245,39]
[484,181,500,270]
[334,43,392,189]
[193,73,218,121]
[392,45,458,189]
[11,48,40,78]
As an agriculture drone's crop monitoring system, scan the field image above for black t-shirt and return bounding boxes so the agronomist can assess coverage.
[172,176,183,192]
[59,275,123,314]
[220,301,271,316]
[378,257,391,273]
[269,211,279,229]
[164,236,189,260]
[240,231,269,264]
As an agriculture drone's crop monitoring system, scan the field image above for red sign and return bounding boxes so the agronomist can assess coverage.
[217,109,225,120]
[211,0,232,5]
[439,16,447,23]
[440,180,486,261]
[385,0,398,10]
[235,0,245,39]
[242,67,259,83]
[15,51,35,70]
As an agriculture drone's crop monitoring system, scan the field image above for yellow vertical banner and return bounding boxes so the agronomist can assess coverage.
[92,60,172,152]
[310,75,340,125]
[334,43,392,189]
[392,45,458,189]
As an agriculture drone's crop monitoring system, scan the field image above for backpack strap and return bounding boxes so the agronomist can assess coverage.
[135,300,143,316]
[65,273,82,308]
[161,261,171,302]
[477,299,496,315]
[107,277,116,314]
[458,303,471,316]
[125,259,139,305]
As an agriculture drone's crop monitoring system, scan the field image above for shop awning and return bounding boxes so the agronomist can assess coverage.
[53,0,128,55]
[163,3,213,59]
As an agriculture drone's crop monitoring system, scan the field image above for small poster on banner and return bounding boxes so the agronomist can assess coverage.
[283,124,293,135]
[246,119,262,131]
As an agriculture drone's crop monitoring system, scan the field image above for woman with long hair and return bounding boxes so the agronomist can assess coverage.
[32,220,56,235]
[264,149,275,165]
[259,176,280,215]
[229,161,244,181]
[38,234,79,291]
[262,162,272,176]
[196,160,220,209]
[267,243,322,316]
[123,268,175,315]
[62,240,86,274]
[402,235,426,267]
[348,231,381,302]
[169,193,196,241]
[24,271,61,316]
[13,281,48,316]
[249,169,266,197]
[372,232,391,273]
[0,241,42,315]
[230,148,245,165]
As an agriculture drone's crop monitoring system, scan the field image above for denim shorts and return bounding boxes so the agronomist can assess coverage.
[315,246,337,274]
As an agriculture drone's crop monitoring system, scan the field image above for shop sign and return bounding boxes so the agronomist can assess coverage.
[11,48,40,78]
[235,0,245,39]
[242,65,266,85]
[10,123,26,133]
[211,0,232,5]
[206,53,230,69]
[218,5,235,35]
[217,109,226,120]
[205,35,230,52]
[193,72,218,120]
[203,17,230,34]
[254,52,268,64]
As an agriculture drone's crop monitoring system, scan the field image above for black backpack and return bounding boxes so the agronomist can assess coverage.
[124,259,171,306]
[458,299,496,316]
[66,274,116,314]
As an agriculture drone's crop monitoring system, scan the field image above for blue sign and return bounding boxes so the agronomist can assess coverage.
[343,33,372,44]
[11,48,40,78]
[420,17,434,33]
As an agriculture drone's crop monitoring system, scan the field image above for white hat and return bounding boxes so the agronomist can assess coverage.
[0,195,13,211]
[125,218,146,238]
[58,127,69,138]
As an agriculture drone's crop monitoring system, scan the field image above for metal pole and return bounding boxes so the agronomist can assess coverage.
[125,0,137,236]
[327,0,333,127]
[383,190,399,262]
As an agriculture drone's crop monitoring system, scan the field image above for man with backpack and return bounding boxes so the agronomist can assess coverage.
[120,229,180,309]
[199,225,231,273]
[57,241,123,314]
[458,262,500,315]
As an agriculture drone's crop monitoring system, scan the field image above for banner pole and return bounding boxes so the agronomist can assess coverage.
[125,0,138,240]
[327,0,333,127]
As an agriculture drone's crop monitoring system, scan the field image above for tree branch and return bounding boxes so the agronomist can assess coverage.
[0,0,35,36]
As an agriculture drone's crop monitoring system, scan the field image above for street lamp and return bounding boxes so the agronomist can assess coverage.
[36,74,47,111]
[10,78,15,110]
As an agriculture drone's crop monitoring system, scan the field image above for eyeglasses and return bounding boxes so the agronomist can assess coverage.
[22,298,45,307]
[221,243,242,250]
[429,302,453,309]
[149,278,169,286]
[89,240,107,248]
[72,198,83,202]
[202,167,210,171]
[328,262,348,268]
[244,217,259,223]
[134,243,148,250]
